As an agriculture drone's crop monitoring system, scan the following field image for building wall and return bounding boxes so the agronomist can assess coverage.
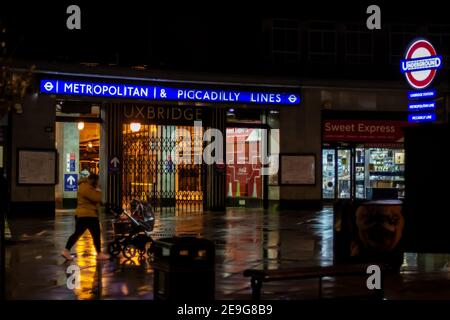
[55,122,63,202]
[10,94,56,215]
[55,122,79,208]
[100,105,108,204]
[320,89,408,112]
[279,88,322,208]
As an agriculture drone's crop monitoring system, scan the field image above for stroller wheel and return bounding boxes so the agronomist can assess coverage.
[122,259,135,266]
[108,240,122,256]
[138,249,146,257]
[123,244,137,259]
[146,242,155,257]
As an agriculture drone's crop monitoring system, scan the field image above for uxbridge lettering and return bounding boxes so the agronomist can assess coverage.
[124,105,203,123]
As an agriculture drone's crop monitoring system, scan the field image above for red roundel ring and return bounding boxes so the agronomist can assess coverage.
[404,39,437,89]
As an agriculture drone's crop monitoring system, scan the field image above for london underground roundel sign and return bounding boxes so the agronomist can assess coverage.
[400,39,442,89]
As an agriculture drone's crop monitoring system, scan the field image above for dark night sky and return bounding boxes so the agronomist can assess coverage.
[1,1,448,75]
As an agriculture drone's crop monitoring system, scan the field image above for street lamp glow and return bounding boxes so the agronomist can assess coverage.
[77,122,85,130]
[130,122,141,132]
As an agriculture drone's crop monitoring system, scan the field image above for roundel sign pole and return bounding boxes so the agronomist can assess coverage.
[401,39,442,122]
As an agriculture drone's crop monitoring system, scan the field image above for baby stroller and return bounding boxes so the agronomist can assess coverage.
[107,199,155,259]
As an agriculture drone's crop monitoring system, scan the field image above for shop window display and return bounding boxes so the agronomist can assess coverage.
[322,149,335,199]
[367,148,405,199]
[337,149,351,199]
[322,145,405,200]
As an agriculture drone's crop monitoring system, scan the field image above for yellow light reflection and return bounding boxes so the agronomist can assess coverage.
[73,232,98,300]
[119,254,146,267]
[131,182,154,187]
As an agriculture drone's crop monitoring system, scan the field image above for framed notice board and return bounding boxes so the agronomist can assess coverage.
[17,149,57,185]
[280,154,316,185]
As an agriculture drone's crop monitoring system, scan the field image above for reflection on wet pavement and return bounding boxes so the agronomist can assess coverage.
[4,207,450,300]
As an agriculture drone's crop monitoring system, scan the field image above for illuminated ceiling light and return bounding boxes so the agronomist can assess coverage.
[80,62,99,67]
[228,108,235,113]
[130,122,141,132]
[91,105,100,115]
[88,142,93,148]
[14,103,23,114]
[132,65,147,71]
[78,122,85,130]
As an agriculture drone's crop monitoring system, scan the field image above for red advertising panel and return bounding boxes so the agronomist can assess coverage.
[226,128,262,199]
[323,120,408,142]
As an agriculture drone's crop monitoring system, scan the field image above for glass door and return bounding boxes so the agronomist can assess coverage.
[337,149,352,199]
[355,147,365,199]
[322,149,336,199]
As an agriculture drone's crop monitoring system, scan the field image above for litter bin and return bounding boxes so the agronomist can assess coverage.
[354,200,404,270]
[153,236,215,301]
[333,199,404,270]
[333,199,366,264]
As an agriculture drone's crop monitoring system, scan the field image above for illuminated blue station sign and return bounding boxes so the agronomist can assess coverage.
[408,89,436,100]
[40,79,301,105]
[402,39,441,123]
[408,101,436,111]
[408,113,436,123]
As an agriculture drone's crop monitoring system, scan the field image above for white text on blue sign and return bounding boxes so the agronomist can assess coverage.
[40,79,300,105]
[408,102,436,111]
[408,90,436,100]
[401,56,442,73]
[408,112,436,123]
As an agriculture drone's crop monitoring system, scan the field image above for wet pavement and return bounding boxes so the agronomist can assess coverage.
[4,207,450,300]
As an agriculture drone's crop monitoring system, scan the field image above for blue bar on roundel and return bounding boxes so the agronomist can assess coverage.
[400,55,443,73]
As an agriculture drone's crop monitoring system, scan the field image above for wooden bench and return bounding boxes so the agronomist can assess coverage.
[243,264,387,300]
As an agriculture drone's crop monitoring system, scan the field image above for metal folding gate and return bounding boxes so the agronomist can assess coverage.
[122,124,203,212]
